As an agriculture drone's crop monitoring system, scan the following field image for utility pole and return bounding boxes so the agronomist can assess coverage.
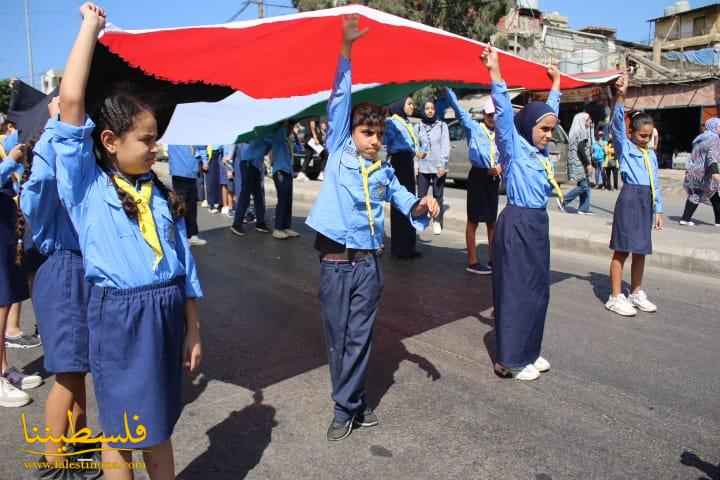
[23,0,34,88]
[258,0,264,18]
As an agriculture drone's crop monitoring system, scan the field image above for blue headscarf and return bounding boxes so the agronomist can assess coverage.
[692,117,720,146]
[514,101,557,152]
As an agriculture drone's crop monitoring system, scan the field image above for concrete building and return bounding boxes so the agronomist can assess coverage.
[41,69,63,94]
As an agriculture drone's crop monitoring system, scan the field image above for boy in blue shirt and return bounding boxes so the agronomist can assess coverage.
[306,15,439,441]
[168,144,207,246]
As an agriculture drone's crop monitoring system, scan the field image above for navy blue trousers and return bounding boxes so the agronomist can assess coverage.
[233,162,266,229]
[319,256,383,422]
[273,171,293,230]
[206,152,222,208]
[389,151,417,257]
[492,205,550,368]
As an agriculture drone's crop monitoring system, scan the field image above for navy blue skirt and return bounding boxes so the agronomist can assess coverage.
[610,184,653,255]
[492,205,550,368]
[88,278,186,449]
[33,250,90,373]
[0,194,29,306]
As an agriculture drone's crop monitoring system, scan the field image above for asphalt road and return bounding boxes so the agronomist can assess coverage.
[1,203,718,480]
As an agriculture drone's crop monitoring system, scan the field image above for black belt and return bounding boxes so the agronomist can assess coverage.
[321,249,380,262]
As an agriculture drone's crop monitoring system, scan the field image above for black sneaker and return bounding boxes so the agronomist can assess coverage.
[243,212,256,224]
[5,333,41,349]
[326,416,354,442]
[230,225,246,237]
[354,408,379,428]
[466,263,492,275]
[255,223,271,233]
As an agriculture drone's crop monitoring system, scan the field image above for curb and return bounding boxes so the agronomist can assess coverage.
[265,181,719,278]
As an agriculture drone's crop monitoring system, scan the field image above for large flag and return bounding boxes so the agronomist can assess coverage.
[91,4,616,145]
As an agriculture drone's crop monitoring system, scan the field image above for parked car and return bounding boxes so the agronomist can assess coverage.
[445,117,569,187]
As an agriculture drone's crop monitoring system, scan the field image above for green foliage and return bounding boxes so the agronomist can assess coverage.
[292,0,511,42]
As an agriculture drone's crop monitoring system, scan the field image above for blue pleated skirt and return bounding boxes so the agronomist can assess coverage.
[32,250,90,373]
[88,278,186,449]
[492,204,550,368]
[610,184,653,255]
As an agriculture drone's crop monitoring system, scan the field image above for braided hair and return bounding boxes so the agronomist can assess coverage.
[91,93,185,220]
[14,137,37,266]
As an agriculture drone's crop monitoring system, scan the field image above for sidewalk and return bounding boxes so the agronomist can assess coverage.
[276,177,720,277]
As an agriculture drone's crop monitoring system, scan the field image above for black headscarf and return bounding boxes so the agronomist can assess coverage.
[513,101,557,151]
[390,96,411,120]
[421,100,437,125]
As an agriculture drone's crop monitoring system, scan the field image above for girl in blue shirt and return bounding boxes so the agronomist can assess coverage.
[605,74,663,317]
[484,47,562,382]
[53,4,202,478]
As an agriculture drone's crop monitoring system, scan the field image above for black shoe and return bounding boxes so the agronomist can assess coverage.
[354,408,379,428]
[255,223,271,233]
[230,225,246,237]
[326,416,354,442]
[466,263,492,275]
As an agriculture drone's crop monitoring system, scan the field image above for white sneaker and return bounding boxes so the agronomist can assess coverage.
[494,363,541,381]
[296,172,309,182]
[534,356,551,373]
[221,206,230,215]
[188,235,208,246]
[577,211,594,215]
[201,200,208,208]
[556,198,566,213]
[605,294,637,317]
[0,377,30,407]
[272,230,289,240]
[679,220,695,226]
[284,229,300,238]
[318,172,324,181]
[209,208,220,215]
[628,290,657,313]
[223,209,235,219]
[432,221,442,235]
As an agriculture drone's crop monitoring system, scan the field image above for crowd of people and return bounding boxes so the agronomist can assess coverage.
[0,4,718,479]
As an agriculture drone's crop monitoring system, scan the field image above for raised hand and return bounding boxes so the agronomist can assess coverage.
[80,2,106,32]
[614,73,628,97]
[48,96,60,118]
[547,64,561,90]
[7,144,27,163]
[481,46,500,71]
[343,14,367,45]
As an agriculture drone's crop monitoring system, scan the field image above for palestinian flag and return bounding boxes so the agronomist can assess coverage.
[90,4,615,145]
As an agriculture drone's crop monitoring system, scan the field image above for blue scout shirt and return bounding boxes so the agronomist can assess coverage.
[491,81,561,209]
[266,127,292,175]
[2,130,18,153]
[51,117,203,298]
[168,144,201,179]
[445,88,496,169]
[20,118,81,255]
[384,114,417,155]
[305,56,429,250]
[611,102,663,213]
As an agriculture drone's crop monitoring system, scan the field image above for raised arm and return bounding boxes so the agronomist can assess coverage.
[610,74,629,160]
[546,65,562,116]
[439,122,450,170]
[0,144,25,184]
[326,14,367,155]
[444,88,478,138]
[484,47,517,169]
[59,3,105,126]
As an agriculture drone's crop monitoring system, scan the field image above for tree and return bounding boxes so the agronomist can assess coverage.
[292,0,511,43]
[0,79,12,115]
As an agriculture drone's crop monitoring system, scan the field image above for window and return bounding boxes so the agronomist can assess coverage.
[448,121,466,142]
[693,16,706,36]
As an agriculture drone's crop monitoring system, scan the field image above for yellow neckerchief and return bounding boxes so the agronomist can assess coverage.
[113,176,164,270]
[358,155,383,237]
[206,145,214,158]
[392,114,418,150]
[640,147,656,206]
[480,123,496,168]
[537,155,564,203]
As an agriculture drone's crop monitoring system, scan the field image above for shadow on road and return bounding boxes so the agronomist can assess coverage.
[681,450,719,480]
